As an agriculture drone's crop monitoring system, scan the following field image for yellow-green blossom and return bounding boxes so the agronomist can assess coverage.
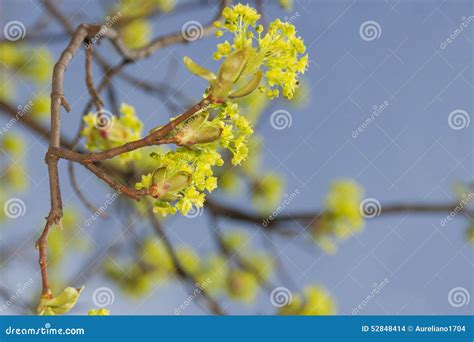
[88,308,110,316]
[37,286,84,316]
[81,103,143,163]
[121,19,152,49]
[278,286,336,315]
[227,269,259,303]
[213,4,308,99]
[311,180,364,253]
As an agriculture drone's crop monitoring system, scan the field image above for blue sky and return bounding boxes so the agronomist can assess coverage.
[0,0,472,315]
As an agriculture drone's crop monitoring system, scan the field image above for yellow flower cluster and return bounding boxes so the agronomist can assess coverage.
[104,238,221,297]
[111,0,176,49]
[0,43,52,108]
[467,224,474,245]
[135,147,221,216]
[136,102,253,217]
[121,19,152,49]
[213,4,308,99]
[30,94,51,119]
[103,232,273,304]
[251,174,284,213]
[81,103,143,163]
[222,232,274,303]
[278,286,336,315]
[88,308,110,316]
[311,180,364,253]
[279,0,294,11]
[0,134,28,221]
[217,102,254,165]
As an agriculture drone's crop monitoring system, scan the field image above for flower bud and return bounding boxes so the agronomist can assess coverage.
[37,286,84,316]
[149,167,191,201]
[176,124,222,145]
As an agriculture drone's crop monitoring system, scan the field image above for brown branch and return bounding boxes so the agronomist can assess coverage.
[84,46,104,113]
[50,98,209,164]
[206,199,470,228]
[11,0,467,311]
[0,101,75,149]
[94,0,230,62]
[32,9,218,298]
[82,162,145,201]
[36,23,101,299]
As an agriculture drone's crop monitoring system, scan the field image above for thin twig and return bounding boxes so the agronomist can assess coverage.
[84,46,104,113]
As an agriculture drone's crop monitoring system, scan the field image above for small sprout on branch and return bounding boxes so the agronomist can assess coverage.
[37,286,84,316]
